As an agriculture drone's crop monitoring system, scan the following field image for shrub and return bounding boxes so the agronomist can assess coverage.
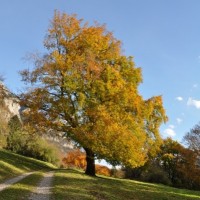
[124,162,171,185]
[6,128,60,165]
[6,115,60,165]
[0,134,7,148]
[111,167,125,178]
[62,149,86,169]
[95,164,111,176]
[27,138,60,165]
[143,167,171,185]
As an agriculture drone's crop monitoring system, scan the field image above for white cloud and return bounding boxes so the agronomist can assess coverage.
[187,97,200,109]
[193,84,198,88]
[169,125,175,129]
[176,118,182,124]
[164,128,176,137]
[175,96,183,101]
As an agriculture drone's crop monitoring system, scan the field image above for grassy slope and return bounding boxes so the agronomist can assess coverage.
[0,149,55,182]
[0,149,200,200]
[52,169,200,200]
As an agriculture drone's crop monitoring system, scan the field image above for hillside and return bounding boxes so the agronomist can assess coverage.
[0,149,200,200]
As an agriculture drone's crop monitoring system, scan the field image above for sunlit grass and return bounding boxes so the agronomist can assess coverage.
[51,169,200,200]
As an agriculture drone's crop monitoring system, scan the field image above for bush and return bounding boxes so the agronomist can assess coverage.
[96,165,111,176]
[0,134,7,148]
[6,115,60,165]
[6,129,60,165]
[26,138,60,165]
[143,168,171,185]
[111,167,125,178]
[6,130,28,153]
[62,150,86,169]
[124,163,171,186]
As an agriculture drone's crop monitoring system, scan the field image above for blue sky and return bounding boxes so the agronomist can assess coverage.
[1,0,200,143]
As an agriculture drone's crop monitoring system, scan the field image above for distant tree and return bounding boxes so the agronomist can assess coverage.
[6,115,25,153]
[184,122,200,157]
[159,138,182,184]
[20,11,167,176]
[159,138,200,189]
[124,137,200,189]
[176,147,200,190]
[8,115,22,133]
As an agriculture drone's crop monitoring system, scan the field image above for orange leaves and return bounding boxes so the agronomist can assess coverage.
[62,150,86,169]
[95,165,111,177]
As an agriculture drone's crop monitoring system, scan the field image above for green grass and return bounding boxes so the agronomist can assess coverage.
[1,149,200,199]
[0,172,45,200]
[51,169,200,200]
[0,149,56,182]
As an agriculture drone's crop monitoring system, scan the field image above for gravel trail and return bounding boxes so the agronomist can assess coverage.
[0,172,34,192]
[29,171,54,200]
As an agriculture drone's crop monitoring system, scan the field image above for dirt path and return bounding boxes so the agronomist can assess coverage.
[0,172,34,192]
[28,171,54,200]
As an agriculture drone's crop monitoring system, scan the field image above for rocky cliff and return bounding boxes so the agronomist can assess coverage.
[0,82,21,122]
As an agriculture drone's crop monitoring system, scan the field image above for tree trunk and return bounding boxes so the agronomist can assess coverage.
[84,148,96,176]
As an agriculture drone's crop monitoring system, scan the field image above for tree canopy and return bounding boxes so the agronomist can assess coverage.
[20,11,167,176]
[124,137,200,190]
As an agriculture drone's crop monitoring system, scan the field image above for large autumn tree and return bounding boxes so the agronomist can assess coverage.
[20,11,167,176]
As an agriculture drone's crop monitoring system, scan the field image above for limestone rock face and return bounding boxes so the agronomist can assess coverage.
[0,82,21,121]
[4,96,20,119]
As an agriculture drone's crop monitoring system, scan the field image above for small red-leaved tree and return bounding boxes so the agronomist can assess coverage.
[62,150,86,169]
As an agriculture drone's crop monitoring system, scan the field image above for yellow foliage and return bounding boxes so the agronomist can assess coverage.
[20,11,167,171]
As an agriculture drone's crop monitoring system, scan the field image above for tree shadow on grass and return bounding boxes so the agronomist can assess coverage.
[52,169,200,200]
